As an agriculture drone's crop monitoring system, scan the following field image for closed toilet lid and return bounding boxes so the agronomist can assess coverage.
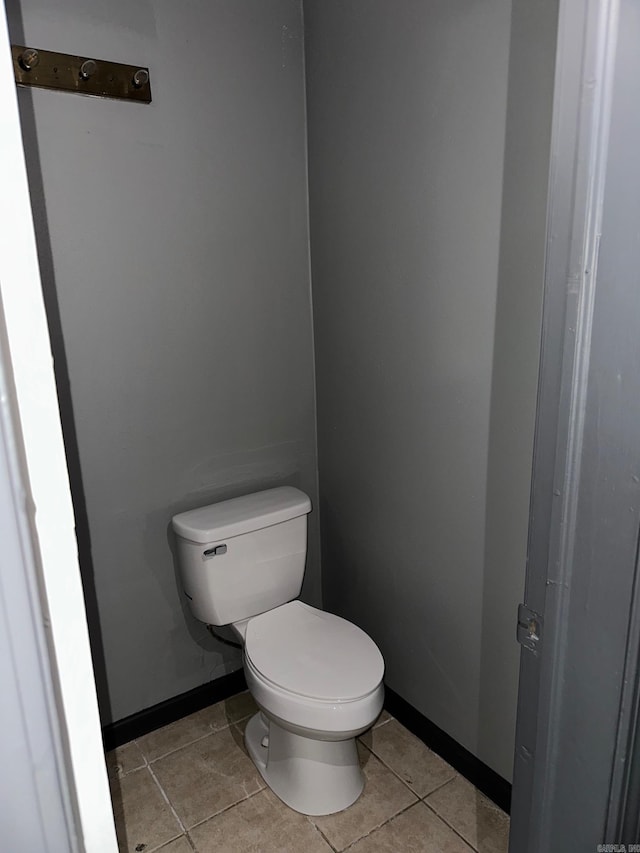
[244,601,384,702]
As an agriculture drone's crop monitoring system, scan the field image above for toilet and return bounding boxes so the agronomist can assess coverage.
[172,486,384,816]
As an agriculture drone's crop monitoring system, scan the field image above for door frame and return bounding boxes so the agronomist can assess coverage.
[510,0,640,848]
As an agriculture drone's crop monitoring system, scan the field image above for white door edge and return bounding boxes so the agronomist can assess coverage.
[0,5,117,851]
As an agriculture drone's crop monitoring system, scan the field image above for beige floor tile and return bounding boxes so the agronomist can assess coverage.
[347,802,473,852]
[137,692,258,762]
[361,719,457,796]
[110,767,182,853]
[152,725,263,828]
[106,741,146,779]
[231,713,252,742]
[312,744,417,850]
[156,837,193,853]
[224,690,258,721]
[373,709,394,729]
[426,776,510,853]
[188,789,332,853]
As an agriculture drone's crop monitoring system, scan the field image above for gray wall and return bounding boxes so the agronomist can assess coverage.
[9,0,319,723]
[304,0,556,780]
[480,0,558,782]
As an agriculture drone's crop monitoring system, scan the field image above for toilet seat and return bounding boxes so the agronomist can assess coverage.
[244,601,384,702]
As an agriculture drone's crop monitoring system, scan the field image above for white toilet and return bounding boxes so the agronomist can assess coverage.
[172,486,384,816]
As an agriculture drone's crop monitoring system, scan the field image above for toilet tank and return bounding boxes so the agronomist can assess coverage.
[171,487,311,626]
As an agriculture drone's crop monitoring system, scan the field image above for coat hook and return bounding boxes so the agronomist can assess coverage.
[19,47,39,70]
[132,68,149,89]
[12,44,152,103]
[80,59,97,80]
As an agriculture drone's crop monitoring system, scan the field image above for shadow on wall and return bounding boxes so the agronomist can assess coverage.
[318,495,392,653]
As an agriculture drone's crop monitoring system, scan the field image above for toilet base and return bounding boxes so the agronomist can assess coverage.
[244,712,364,816]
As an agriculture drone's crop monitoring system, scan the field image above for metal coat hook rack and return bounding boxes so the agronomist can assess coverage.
[11,45,152,103]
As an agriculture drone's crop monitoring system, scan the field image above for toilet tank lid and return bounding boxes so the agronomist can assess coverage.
[171,486,311,544]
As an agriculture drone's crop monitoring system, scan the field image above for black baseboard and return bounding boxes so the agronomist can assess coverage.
[384,686,512,814]
[102,669,247,752]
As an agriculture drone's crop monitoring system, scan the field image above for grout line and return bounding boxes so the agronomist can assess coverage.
[145,833,185,853]
[357,737,423,799]
[153,836,194,853]
[112,761,147,779]
[138,730,218,763]
[108,748,150,782]
[132,713,254,765]
[307,753,420,852]
[308,820,339,853]
[339,800,422,853]
[112,692,257,764]
[147,762,188,835]
[107,741,144,772]
[421,775,459,801]
[185,786,266,833]
[183,832,197,852]
[422,799,477,852]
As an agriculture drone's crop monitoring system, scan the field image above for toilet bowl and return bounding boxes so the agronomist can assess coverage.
[172,486,385,815]
[239,600,384,815]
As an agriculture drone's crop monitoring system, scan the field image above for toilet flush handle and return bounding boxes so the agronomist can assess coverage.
[203,544,227,558]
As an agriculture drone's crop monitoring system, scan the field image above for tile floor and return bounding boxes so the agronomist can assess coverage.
[107,693,509,853]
